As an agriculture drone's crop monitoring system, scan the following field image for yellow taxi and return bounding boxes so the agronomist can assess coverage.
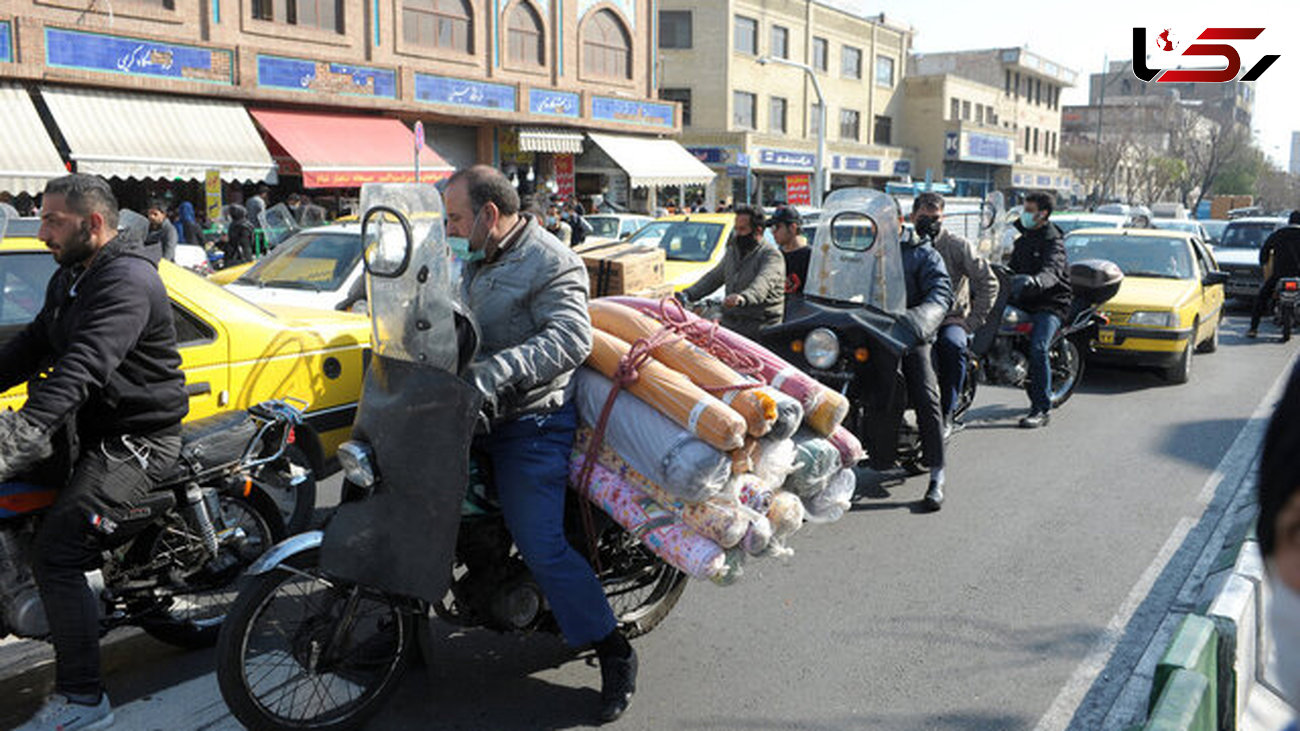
[1063,228,1229,383]
[208,261,252,284]
[621,213,735,291]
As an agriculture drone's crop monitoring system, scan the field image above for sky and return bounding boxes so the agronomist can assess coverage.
[821,0,1300,170]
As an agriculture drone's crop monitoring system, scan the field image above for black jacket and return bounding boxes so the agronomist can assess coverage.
[1009,220,1071,321]
[0,236,188,439]
[897,239,954,344]
[1261,225,1300,278]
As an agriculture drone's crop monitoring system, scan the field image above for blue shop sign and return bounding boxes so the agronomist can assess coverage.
[843,156,881,173]
[0,21,12,63]
[965,133,1012,164]
[1036,174,1052,186]
[257,54,396,98]
[529,89,580,118]
[944,131,960,158]
[591,96,674,128]
[44,27,233,84]
[757,148,814,170]
[688,147,728,165]
[415,73,516,112]
[894,160,912,175]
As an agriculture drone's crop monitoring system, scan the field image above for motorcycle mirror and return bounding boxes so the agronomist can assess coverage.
[361,205,413,278]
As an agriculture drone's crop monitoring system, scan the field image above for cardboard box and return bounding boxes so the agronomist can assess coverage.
[628,282,676,301]
[582,244,666,297]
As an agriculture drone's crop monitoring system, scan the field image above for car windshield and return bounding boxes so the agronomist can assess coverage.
[1219,222,1279,249]
[586,216,622,238]
[235,231,361,291]
[1065,233,1194,279]
[0,251,58,349]
[1202,221,1228,242]
[627,220,726,262]
[1054,217,1121,234]
[2,218,41,239]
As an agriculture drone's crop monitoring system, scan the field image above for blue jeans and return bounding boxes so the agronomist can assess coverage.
[484,403,617,647]
[934,323,969,419]
[1027,311,1061,413]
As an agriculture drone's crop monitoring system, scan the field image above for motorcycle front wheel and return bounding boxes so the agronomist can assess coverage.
[216,549,417,731]
[1047,337,1084,408]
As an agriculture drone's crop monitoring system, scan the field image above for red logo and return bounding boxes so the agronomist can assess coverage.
[1133,27,1279,82]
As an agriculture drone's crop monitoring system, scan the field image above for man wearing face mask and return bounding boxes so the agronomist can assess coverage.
[1258,359,1300,720]
[677,205,785,339]
[544,201,573,246]
[443,166,636,723]
[1008,192,1070,429]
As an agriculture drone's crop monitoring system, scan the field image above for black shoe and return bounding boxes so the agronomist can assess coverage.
[1019,410,1050,429]
[598,646,637,723]
[921,478,944,512]
[1246,329,1258,338]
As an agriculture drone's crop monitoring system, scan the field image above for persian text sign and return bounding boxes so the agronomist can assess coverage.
[0,21,12,63]
[257,54,397,98]
[529,89,580,118]
[591,96,674,128]
[785,175,811,206]
[965,133,1013,164]
[414,74,516,111]
[757,148,815,171]
[44,27,233,84]
[555,154,575,199]
[205,170,222,223]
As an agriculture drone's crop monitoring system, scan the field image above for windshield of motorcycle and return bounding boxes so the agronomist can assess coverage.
[804,188,906,314]
[0,202,12,241]
[360,183,460,373]
[258,203,301,250]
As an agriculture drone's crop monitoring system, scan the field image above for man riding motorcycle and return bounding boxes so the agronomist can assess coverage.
[677,205,786,339]
[444,165,637,723]
[1007,192,1070,429]
[2,175,188,731]
[1248,209,1300,339]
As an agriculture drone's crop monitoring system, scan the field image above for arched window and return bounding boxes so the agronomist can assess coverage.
[507,2,545,68]
[403,0,472,53]
[582,9,631,79]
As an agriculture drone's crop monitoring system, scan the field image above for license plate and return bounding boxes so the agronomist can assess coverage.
[1098,329,1116,345]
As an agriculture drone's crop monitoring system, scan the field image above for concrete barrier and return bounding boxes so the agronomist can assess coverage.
[1145,669,1215,731]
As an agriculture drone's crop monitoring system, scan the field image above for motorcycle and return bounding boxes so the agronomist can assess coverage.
[0,399,301,650]
[1272,277,1300,342]
[215,183,686,731]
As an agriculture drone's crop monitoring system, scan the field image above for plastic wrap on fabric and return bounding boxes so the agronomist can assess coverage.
[574,369,730,502]
[590,300,777,438]
[740,512,773,556]
[573,430,751,549]
[805,468,856,524]
[608,297,849,435]
[766,388,804,441]
[587,330,746,452]
[828,426,866,467]
[784,429,843,499]
[752,437,797,489]
[730,473,775,514]
[763,491,805,558]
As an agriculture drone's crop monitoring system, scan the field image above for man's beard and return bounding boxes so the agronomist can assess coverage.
[54,221,96,266]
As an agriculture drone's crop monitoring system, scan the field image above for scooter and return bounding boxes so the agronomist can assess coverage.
[1273,277,1300,342]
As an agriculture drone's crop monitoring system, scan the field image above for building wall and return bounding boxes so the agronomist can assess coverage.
[1290,131,1300,177]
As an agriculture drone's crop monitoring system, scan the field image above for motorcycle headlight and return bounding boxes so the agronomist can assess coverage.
[338,440,376,488]
[1128,310,1177,328]
[804,328,841,370]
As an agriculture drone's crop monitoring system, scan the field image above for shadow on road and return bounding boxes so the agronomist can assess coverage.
[676,710,1033,731]
[1157,417,1250,470]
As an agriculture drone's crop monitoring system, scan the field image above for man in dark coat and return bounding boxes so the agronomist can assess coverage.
[1248,209,1300,340]
[1008,191,1070,428]
[678,205,786,338]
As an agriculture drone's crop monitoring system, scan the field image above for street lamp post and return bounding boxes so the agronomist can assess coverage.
[760,55,826,207]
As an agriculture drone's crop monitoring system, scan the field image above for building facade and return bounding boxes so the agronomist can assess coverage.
[1290,131,1300,177]
[1087,60,1254,129]
[656,0,914,207]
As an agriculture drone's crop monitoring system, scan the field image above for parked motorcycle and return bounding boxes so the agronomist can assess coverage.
[1273,277,1300,342]
[0,399,301,650]
[215,184,686,731]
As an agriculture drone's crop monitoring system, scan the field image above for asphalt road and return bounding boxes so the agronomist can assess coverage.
[2,307,1297,731]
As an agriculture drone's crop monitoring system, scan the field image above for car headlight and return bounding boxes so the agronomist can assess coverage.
[804,328,841,370]
[338,440,377,488]
[1128,310,1177,328]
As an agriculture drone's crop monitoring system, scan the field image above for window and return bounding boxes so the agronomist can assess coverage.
[841,45,862,78]
[813,37,828,72]
[1014,72,1020,98]
[660,88,692,126]
[961,100,971,121]
[734,15,757,55]
[811,103,824,135]
[659,10,692,49]
[875,55,894,87]
[770,96,787,134]
[950,98,960,120]
[1005,68,1011,95]
[403,0,471,51]
[257,0,343,32]
[1033,128,1039,154]
[583,9,632,79]
[506,2,545,68]
[975,104,984,125]
[770,25,789,60]
[132,0,176,8]
[873,115,892,145]
[839,109,860,141]
[734,91,757,129]
[1035,78,1042,105]
[1024,127,1031,151]
[173,303,217,346]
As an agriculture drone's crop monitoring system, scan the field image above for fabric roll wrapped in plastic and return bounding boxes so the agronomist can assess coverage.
[730,473,774,514]
[828,426,866,467]
[740,512,773,556]
[805,468,856,523]
[784,429,843,499]
[765,388,805,441]
[752,437,797,489]
[763,491,805,558]
[574,369,730,502]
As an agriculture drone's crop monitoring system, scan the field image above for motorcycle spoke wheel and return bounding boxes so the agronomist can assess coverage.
[1048,339,1082,406]
[597,530,688,638]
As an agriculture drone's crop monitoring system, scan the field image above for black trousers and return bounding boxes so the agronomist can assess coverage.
[32,431,179,697]
[902,344,945,471]
[1250,276,1281,331]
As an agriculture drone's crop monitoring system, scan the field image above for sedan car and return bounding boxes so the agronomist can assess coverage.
[223,224,364,311]
[1050,213,1128,235]
[1150,218,1211,243]
[1064,228,1228,383]
[621,213,736,292]
[584,214,654,244]
[1214,216,1286,299]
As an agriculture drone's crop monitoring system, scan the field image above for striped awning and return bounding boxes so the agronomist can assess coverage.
[517,127,586,154]
[585,133,716,189]
[0,84,67,194]
[40,86,276,183]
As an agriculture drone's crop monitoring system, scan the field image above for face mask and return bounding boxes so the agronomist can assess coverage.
[914,215,941,239]
[736,233,758,249]
[448,236,484,263]
[546,216,558,227]
[1269,571,1300,706]
[1020,211,1039,229]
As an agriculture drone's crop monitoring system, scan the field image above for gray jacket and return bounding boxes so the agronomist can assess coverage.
[682,237,785,338]
[461,215,593,422]
[932,228,999,332]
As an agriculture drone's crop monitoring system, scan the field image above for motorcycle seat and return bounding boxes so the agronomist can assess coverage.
[157,411,259,486]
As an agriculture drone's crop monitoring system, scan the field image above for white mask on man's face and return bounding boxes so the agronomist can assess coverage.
[1269,570,1300,706]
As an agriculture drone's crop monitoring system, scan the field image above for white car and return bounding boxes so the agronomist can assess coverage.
[584,214,654,244]
[1214,216,1286,299]
[223,223,364,312]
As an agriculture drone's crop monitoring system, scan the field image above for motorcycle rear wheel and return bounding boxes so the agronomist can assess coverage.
[595,525,688,639]
[1047,337,1084,408]
[1283,305,1294,342]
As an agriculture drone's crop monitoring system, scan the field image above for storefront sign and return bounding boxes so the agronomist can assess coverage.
[893,160,912,175]
[414,73,516,112]
[841,156,881,173]
[555,154,575,199]
[204,170,222,223]
[944,132,961,159]
[965,133,1013,164]
[591,96,674,129]
[785,175,811,206]
[529,89,580,118]
[1037,175,1052,186]
[0,21,12,63]
[44,27,233,84]
[756,148,814,171]
[256,54,397,98]
[688,147,728,165]
[725,165,749,178]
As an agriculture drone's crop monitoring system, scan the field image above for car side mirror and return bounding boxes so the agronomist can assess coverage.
[1203,271,1230,286]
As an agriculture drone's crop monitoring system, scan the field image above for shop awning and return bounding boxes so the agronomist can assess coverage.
[518,127,585,154]
[251,109,454,189]
[0,84,67,194]
[585,133,716,188]
[40,86,275,183]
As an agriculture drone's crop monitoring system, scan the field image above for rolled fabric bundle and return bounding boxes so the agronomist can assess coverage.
[574,369,730,501]
[590,300,778,438]
[573,430,752,549]
[765,388,804,441]
[763,491,805,558]
[587,329,746,452]
[711,550,747,586]
[740,512,773,556]
[805,468,856,524]
[784,429,842,499]
[828,426,866,467]
[608,297,849,436]
[752,437,797,489]
[567,456,728,580]
[730,473,774,514]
